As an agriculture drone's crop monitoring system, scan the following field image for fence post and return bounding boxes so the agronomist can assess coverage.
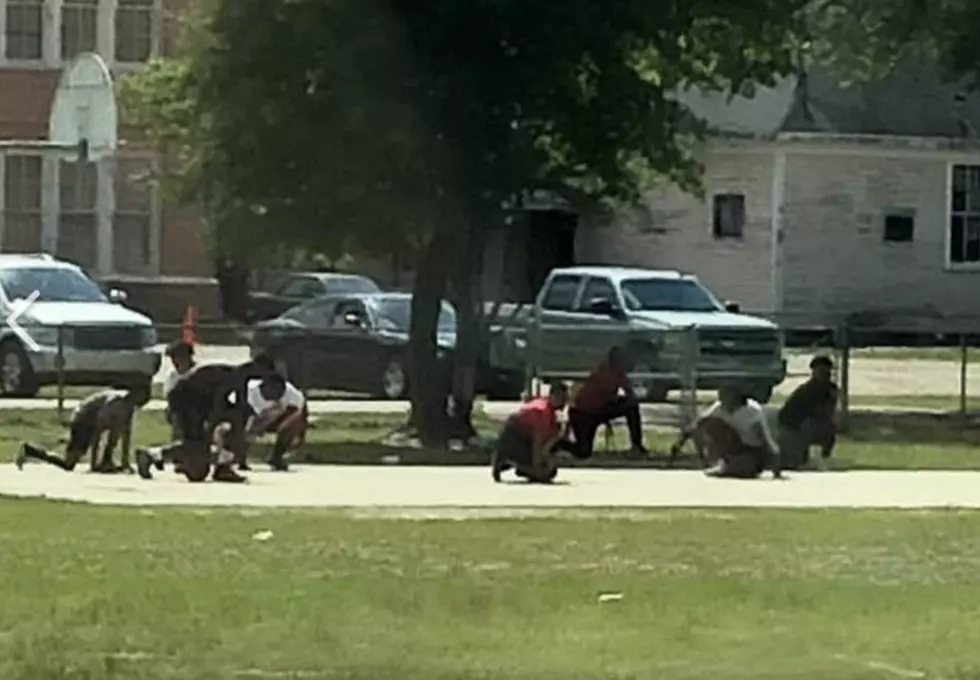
[678,325,699,429]
[55,325,66,423]
[960,334,969,415]
[836,321,850,431]
[523,309,540,398]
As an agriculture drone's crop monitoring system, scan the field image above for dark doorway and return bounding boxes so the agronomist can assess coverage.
[515,209,577,301]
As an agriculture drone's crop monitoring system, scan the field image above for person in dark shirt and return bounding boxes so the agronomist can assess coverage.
[777,355,839,470]
[566,347,647,458]
[16,387,149,473]
[137,354,277,481]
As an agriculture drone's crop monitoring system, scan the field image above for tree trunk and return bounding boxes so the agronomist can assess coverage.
[408,231,453,445]
[448,218,496,441]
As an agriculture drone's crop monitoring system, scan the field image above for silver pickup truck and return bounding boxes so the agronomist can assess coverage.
[484,266,786,402]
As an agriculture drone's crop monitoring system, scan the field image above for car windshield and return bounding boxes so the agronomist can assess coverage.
[0,267,106,303]
[375,297,456,332]
[620,278,720,313]
[325,276,380,295]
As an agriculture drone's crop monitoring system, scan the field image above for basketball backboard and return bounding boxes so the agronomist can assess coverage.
[48,52,118,162]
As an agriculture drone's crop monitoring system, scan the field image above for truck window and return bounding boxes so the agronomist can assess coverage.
[578,277,617,309]
[540,275,582,311]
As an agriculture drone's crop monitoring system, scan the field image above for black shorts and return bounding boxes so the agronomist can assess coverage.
[495,418,534,468]
[66,419,97,454]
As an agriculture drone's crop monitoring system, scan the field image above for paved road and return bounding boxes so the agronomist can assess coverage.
[3,466,980,509]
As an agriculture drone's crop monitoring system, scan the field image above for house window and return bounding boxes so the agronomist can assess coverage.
[950,165,980,264]
[2,155,43,253]
[115,0,155,63]
[883,211,915,243]
[58,160,98,269]
[113,157,153,274]
[5,0,43,61]
[712,193,745,239]
[61,0,99,60]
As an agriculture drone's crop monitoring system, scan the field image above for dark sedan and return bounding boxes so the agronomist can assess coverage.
[251,293,457,399]
[246,272,381,323]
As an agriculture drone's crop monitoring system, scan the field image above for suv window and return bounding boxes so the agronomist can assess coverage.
[578,277,617,310]
[0,266,105,303]
[540,275,582,311]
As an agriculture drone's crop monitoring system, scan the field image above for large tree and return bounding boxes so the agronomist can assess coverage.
[127,0,917,442]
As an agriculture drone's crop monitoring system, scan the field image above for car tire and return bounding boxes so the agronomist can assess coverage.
[0,340,39,398]
[376,356,408,400]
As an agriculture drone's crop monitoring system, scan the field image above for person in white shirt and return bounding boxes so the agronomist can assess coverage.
[245,374,308,471]
[670,385,782,479]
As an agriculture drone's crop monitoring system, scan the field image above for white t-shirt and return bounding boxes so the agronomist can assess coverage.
[246,378,305,420]
[702,399,778,451]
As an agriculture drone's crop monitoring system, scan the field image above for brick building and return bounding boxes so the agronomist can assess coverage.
[0,0,211,286]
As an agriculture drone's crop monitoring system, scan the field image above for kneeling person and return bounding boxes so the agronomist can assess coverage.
[244,374,308,471]
[491,383,568,484]
[17,387,149,473]
[567,347,647,458]
[778,355,838,470]
[671,385,782,479]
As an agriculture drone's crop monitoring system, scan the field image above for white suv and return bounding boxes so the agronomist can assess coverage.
[0,254,160,397]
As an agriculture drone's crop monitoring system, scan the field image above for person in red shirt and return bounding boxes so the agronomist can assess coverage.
[568,347,647,458]
[491,382,569,483]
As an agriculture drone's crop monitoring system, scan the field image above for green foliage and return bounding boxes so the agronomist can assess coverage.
[119,0,821,263]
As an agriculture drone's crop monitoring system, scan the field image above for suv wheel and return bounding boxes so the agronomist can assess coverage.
[0,341,38,398]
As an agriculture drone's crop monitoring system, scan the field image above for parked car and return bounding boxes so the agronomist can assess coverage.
[251,292,456,398]
[484,266,786,402]
[246,272,382,323]
[0,254,160,397]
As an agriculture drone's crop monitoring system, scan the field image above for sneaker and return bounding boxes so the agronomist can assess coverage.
[14,444,27,471]
[237,461,252,472]
[490,451,505,483]
[266,455,289,472]
[212,465,247,483]
[136,449,154,480]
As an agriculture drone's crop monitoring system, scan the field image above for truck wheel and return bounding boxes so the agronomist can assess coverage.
[630,358,669,403]
[0,340,38,398]
[749,384,775,404]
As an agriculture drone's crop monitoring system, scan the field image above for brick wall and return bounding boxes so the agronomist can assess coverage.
[0,70,58,139]
[781,149,980,319]
[578,144,777,312]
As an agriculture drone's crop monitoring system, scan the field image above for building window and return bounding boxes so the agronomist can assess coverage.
[5,0,43,61]
[712,193,745,239]
[2,155,43,253]
[883,211,915,243]
[950,165,980,265]
[115,0,155,63]
[58,160,98,269]
[61,0,99,60]
[113,157,153,274]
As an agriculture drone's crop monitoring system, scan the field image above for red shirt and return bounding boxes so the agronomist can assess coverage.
[512,397,559,441]
[574,364,629,413]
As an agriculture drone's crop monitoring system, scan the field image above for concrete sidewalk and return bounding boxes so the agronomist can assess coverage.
[2,466,979,509]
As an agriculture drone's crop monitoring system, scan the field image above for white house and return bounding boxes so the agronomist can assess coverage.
[574,62,980,328]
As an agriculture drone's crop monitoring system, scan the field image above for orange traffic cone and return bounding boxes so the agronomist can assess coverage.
[181,305,197,346]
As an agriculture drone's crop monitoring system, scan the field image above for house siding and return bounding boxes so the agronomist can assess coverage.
[780,150,980,320]
[578,146,776,312]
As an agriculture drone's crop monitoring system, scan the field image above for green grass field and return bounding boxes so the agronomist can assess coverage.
[2,502,980,679]
[3,408,980,471]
